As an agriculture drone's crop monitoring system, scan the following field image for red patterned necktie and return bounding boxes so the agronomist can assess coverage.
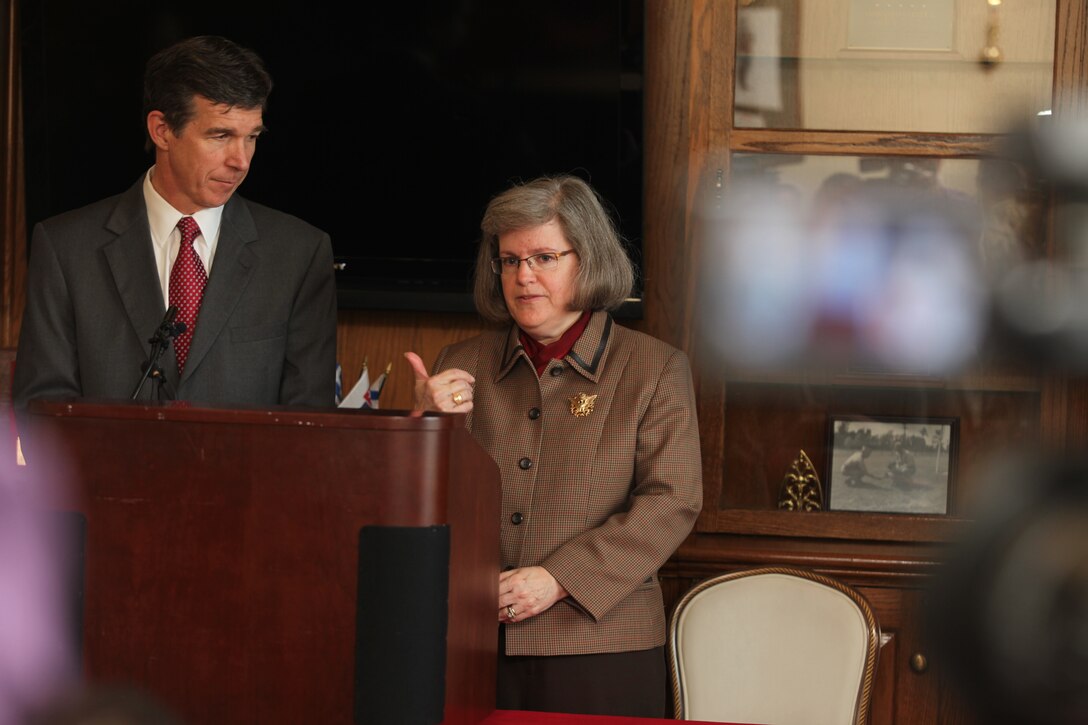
[170,216,207,374]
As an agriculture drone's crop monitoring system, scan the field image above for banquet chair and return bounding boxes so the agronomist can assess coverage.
[668,566,880,725]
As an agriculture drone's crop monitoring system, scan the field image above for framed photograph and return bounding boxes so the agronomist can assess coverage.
[734,0,802,129]
[826,415,956,515]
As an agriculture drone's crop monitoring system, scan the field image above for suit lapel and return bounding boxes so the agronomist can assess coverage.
[565,311,612,382]
[102,180,182,385]
[180,195,258,382]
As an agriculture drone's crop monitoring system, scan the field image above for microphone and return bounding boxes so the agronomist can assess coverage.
[154,305,184,342]
[131,305,185,400]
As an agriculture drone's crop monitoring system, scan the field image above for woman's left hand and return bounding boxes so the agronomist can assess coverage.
[498,566,568,623]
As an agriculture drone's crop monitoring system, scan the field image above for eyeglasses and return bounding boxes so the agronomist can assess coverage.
[490,250,578,275]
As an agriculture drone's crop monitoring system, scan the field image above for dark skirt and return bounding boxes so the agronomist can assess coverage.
[496,626,667,717]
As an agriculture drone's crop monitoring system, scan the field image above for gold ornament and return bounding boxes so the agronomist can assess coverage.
[777,450,824,512]
[569,393,598,417]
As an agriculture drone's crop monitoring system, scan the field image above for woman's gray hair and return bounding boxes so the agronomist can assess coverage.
[473,175,635,323]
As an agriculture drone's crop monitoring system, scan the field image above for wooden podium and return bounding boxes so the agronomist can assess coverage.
[23,399,501,725]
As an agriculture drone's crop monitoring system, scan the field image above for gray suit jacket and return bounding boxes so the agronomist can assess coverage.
[13,178,337,408]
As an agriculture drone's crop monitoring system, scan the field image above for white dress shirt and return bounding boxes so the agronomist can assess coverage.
[142,168,225,307]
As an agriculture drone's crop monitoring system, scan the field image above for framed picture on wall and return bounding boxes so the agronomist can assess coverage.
[734,0,802,128]
[826,415,957,515]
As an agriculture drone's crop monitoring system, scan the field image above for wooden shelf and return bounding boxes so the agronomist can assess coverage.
[729,128,997,157]
[706,508,966,544]
[722,367,1043,394]
[669,529,947,585]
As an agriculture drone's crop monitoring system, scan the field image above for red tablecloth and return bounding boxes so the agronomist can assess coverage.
[481,711,758,724]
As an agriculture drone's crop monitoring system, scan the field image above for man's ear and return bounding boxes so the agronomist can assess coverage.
[146,111,172,151]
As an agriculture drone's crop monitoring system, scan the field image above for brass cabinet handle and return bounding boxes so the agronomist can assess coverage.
[910,652,929,673]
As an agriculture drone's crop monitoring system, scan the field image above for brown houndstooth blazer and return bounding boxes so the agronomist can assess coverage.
[433,310,702,656]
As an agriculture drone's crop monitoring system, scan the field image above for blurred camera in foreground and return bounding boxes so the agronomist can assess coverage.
[699,118,1088,377]
[927,453,1088,725]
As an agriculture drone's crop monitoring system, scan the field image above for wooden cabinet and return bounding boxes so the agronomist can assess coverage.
[644,2,1088,723]
[661,539,977,725]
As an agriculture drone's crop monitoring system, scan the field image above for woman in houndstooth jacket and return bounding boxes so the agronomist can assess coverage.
[406,175,702,717]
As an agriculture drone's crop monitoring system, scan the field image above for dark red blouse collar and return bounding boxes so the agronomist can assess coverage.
[519,310,592,377]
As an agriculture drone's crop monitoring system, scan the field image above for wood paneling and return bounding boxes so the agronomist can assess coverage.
[336,310,488,412]
[639,0,699,352]
[1055,0,1088,117]
[1,0,26,348]
[649,0,733,534]
[0,346,13,401]
[1043,0,1088,451]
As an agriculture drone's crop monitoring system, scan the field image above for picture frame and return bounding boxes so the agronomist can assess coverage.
[845,0,956,53]
[826,415,957,515]
[734,0,802,129]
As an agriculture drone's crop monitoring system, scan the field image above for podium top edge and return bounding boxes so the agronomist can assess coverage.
[26,398,462,431]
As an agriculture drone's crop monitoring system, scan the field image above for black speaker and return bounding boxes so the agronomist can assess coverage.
[354,525,450,725]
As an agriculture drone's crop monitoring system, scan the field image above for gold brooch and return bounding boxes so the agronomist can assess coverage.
[569,393,597,417]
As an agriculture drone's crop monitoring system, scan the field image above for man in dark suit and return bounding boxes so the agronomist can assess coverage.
[13,36,336,409]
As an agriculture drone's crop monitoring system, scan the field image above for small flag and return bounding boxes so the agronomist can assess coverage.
[338,361,370,409]
[334,364,344,405]
[363,362,392,409]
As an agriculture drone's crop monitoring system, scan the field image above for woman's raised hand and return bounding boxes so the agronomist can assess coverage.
[404,352,475,413]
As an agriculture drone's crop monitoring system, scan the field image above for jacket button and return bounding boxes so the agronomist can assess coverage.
[518,457,532,470]
[510,512,524,525]
[528,407,541,420]
[550,366,564,377]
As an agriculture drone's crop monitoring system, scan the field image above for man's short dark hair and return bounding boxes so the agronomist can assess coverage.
[143,35,272,140]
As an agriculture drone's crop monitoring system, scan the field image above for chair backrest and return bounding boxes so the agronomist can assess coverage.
[668,566,879,725]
